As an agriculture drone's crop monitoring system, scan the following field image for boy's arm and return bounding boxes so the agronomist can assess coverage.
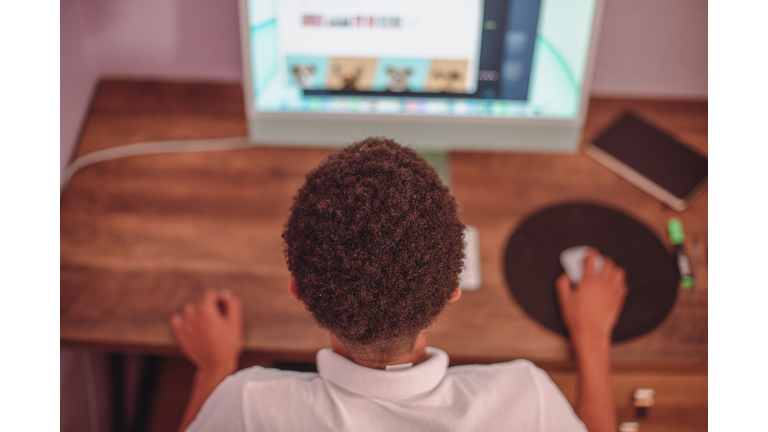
[555,249,628,432]
[171,289,244,432]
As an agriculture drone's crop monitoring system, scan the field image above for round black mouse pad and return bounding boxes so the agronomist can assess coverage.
[503,203,679,343]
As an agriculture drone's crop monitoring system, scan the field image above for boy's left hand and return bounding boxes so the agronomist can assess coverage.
[171,289,244,375]
[555,249,628,345]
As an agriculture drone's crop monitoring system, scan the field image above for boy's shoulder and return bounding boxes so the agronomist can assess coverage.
[447,358,542,378]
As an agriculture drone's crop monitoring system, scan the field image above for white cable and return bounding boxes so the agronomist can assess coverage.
[64,138,254,425]
[61,136,253,190]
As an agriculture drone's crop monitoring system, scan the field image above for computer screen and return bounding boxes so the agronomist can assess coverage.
[238,0,603,151]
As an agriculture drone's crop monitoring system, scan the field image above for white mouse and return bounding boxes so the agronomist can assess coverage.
[560,246,604,285]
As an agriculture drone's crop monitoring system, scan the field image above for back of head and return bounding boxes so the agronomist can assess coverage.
[282,138,465,362]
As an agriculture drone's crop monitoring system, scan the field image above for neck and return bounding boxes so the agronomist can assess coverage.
[330,331,429,370]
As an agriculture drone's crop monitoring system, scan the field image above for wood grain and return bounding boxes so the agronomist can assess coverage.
[61,81,707,371]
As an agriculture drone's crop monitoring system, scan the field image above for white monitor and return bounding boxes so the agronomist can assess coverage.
[237,0,604,152]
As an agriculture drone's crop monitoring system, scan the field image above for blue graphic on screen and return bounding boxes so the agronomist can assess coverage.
[536,35,579,95]
[251,19,278,99]
[285,57,330,90]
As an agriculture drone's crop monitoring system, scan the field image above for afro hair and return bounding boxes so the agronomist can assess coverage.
[282,137,466,352]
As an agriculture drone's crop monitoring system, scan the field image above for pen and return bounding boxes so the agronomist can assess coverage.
[667,218,693,288]
[690,236,700,303]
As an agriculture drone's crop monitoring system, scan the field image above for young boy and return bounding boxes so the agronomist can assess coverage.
[171,138,627,432]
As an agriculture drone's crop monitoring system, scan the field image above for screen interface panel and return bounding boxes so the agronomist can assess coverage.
[247,0,597,120]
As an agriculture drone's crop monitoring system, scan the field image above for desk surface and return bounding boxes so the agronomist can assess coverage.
[61,80,708,370]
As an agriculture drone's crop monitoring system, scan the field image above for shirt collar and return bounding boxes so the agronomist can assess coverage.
[316,346,449,400]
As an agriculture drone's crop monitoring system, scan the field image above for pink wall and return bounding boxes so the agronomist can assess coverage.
[591,0,708,98]
[61,0,99,182]
[78,0,242,81]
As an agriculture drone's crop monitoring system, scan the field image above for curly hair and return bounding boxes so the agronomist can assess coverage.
[282,137,465,358]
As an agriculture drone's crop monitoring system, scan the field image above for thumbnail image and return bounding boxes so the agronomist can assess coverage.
[286,56,329,90]
[285,57,470,94]
[372,58,430,93]
[424,60,469,93]
[326,57,378,91]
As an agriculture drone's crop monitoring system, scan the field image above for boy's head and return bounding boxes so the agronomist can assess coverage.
[282,138,465,363]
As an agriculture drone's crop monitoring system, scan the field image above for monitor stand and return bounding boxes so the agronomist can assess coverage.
[418,149,452,187]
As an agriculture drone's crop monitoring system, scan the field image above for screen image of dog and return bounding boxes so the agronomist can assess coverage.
[325,58,378,91]
[385,68,412,92]
[424,60,469,93]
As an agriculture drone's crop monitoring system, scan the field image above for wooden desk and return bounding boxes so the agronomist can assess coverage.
[61,80,707,370]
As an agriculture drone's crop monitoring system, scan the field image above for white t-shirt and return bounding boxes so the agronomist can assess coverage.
[187,347,586,432]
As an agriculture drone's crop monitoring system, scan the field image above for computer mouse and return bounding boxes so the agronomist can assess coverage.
[559,246,604,285]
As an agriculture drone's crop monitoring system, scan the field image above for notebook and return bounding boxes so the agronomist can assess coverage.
[583,112,708,211]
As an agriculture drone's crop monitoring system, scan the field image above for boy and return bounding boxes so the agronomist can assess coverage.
[172,138,627,431]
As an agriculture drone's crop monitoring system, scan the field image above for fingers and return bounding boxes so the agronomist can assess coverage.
[599,258,628,299]
[183,302,196,319]
[583,249,598,278]
[602,255,613,269]
[611,266,626,285]
[229,294,243,324]
[583,249,623,283]
[196,288,239,317]
[198,289,220,317]
[600,257,625,287]
[555,273,573,303]
[173,289,243,327]
[218,290,243,325]
[170,313,191,350]
[171,313,183,334]
[615,268,629,300]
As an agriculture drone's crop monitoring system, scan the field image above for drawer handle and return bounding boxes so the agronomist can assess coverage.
[633,388,655,419]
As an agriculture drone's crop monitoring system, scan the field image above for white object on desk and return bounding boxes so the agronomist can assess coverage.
[459,226,481,290]
[618,422,639,432]
[559,246,604,285]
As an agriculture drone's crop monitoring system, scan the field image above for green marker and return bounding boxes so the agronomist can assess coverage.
[668,218,693,288]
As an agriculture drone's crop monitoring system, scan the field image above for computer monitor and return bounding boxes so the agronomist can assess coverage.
[237,0,604,152]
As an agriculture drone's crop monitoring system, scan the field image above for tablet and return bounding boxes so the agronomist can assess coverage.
[583,112,708,211]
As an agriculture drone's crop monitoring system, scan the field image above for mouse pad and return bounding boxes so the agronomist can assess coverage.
[503,203,679,343]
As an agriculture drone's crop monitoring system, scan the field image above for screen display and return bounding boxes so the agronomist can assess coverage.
[246,0,597,120]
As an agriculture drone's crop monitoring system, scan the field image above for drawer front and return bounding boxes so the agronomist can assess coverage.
[546,370,707,432]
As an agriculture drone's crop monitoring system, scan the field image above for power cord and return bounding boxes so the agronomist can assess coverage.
[61,136,252,190]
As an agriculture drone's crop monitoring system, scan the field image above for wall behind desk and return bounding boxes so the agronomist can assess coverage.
[61,0,99,181]
[60,0,708,181]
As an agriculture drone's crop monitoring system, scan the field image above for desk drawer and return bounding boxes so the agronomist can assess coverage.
[546,370,707,432]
